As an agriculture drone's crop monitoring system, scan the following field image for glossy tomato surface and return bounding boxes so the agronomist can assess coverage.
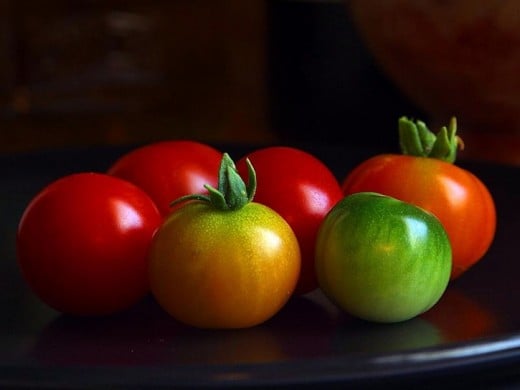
[341,154,496,279]
[235,146,343,295]
[315,192,452,323]
[107,140,222,216]
[148,201,301,329]
[16,173,162,316]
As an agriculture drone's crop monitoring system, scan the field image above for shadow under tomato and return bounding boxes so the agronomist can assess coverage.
[259,291,344,359]
[27,295,187,366]
[329,286,499,356]
[159,292,340,364]
[30,287,495,367]
[421,286,500,343]
[28,291,342,367]
[331,316,443,356]
[290,289,445,357]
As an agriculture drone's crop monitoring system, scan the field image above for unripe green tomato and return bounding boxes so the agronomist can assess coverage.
[315,192,452,323]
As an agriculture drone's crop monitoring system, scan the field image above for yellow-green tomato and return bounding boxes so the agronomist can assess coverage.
[315,192,452,323]
[149,153,301,329]
[149,201,300,329]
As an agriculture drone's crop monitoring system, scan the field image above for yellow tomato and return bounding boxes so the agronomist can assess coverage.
[148,153,301,329]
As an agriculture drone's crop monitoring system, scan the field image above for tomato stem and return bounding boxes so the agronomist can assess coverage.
[399,116,464,163]
[170,153,256,211]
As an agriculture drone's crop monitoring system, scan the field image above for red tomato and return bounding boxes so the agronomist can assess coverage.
[107,140,222,216]
[342,117,496,280]
[16,173,162,316]
[236,146,343,295]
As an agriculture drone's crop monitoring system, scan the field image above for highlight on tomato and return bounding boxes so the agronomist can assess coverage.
[148,153,301,329]
[235,146,344,295]
[341,117,496,279]
[16,173,162,316]
[107,140,223,216]
[315,192,452,323]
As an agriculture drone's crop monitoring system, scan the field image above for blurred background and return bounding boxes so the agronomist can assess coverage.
[0,0,518,165]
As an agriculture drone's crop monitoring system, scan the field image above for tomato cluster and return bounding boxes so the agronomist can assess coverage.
[315,117,496,323]
[17,141,224,317]
[16,116,497,327]
[16,140,342,324]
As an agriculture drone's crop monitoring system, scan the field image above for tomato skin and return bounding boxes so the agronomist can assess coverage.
[236,146,343,295]
[341,154,496,279]
[16,173,162,316]
[107,140,222,216]
[315,192,452,323]
[148,201,301,329]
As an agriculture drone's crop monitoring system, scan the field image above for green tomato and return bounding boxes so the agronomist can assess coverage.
[315,192,452,323]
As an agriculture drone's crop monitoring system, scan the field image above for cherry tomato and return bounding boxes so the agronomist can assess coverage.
[315,192,452,323]
[17,173,162,316]
[107,140,222,216]
[149,154,301,329]
[235,146,343,295]
[342,117,496,279]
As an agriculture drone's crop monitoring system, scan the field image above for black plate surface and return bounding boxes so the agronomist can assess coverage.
[1,144,519,389]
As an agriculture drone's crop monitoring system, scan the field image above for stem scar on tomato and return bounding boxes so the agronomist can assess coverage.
[399,116,464,162]
[170,153,256,211]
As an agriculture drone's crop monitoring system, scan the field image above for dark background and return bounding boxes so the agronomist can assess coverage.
[267,0,425,150]
[0,0,424,154]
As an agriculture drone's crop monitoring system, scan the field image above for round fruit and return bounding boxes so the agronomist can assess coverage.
[315,192,452,323]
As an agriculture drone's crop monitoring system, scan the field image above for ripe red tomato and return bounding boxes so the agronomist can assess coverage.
[341,117,496,279]
[235,146,343,295]
[107,140,222,216]
[16,173,162,316]
[149,154,301,329]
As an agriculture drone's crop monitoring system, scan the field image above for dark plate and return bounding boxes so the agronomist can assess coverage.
[1,143,519,389]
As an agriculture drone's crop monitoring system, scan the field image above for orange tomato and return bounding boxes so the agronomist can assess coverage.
[148,201,300,329]
[148,153,301,329]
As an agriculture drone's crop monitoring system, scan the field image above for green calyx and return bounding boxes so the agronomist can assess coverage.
[398,116,464,163]
[170,153,256,211]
